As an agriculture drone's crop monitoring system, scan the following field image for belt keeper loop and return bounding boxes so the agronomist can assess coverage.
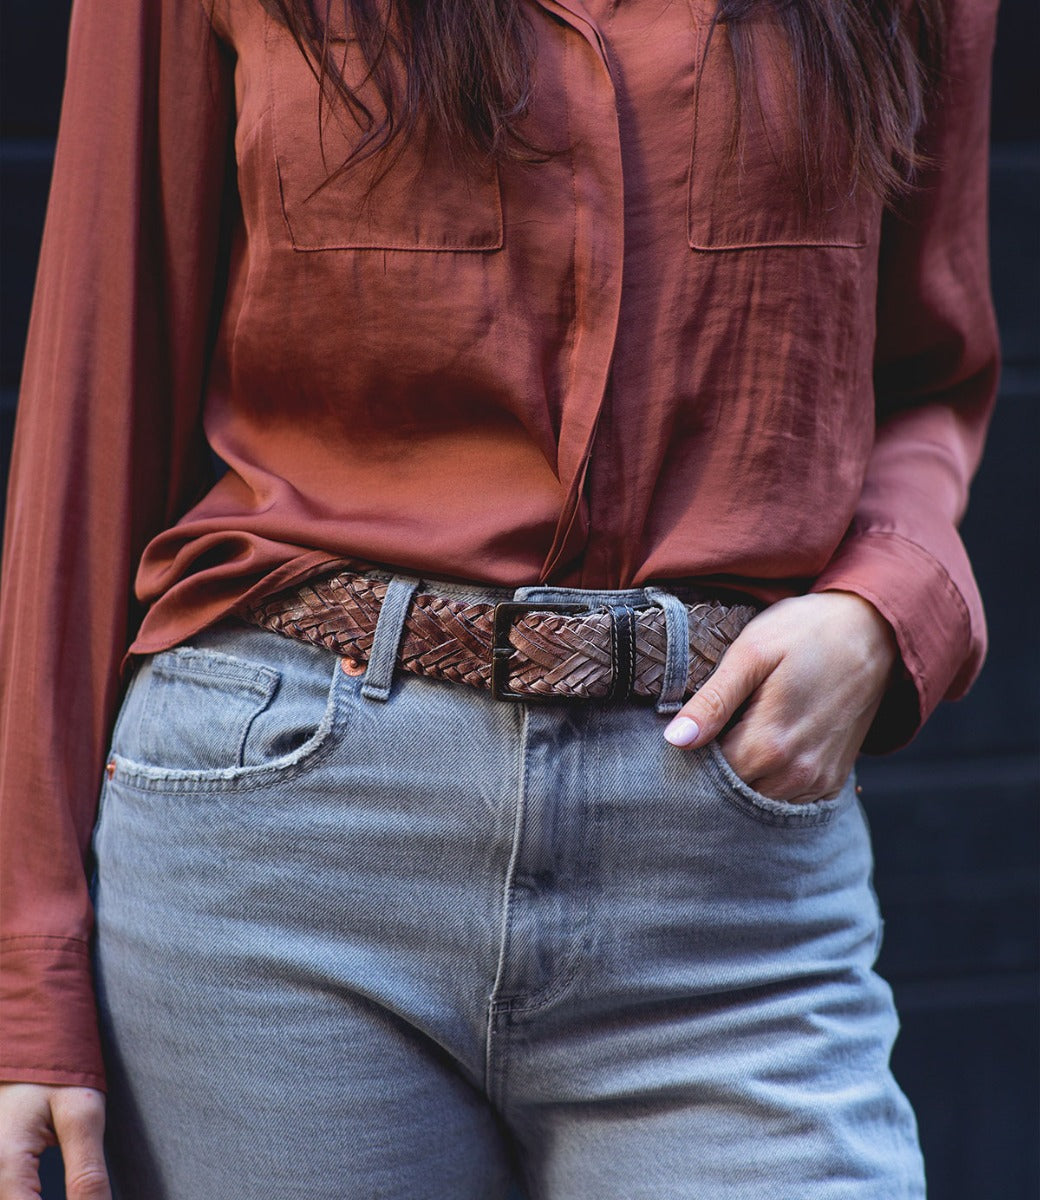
[360,575,421,702]
[604,603,637,702]
[644,586,690,714]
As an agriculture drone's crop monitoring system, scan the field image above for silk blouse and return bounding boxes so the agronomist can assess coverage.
[0,0,999,1088]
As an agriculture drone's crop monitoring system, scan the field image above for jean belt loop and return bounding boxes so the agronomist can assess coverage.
[360,574,422,703]
[643,586,690,715]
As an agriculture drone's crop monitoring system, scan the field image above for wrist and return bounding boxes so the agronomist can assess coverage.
[817,588,900,684]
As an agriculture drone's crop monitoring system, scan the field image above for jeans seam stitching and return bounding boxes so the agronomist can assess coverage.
[484,704,529,1100]
[507,714,594,1016]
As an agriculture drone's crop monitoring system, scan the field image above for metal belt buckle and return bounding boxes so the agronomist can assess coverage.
[490,601,587,701]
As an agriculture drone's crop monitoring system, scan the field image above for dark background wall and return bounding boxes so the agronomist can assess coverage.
[2,1,1037,1196]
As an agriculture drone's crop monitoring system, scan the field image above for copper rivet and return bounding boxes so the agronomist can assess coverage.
[855,785,863,795]
[106,760,117,779]
[341,657,365,677]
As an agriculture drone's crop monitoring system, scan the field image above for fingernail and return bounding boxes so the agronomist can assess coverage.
[664,716,699,747]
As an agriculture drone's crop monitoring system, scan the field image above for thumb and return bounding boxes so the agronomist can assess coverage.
[50,1089,111,1200]
[663,634,775,749]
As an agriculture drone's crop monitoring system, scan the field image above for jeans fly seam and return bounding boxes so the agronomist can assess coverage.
[484,702,530,1099]
[500,712,594,1017]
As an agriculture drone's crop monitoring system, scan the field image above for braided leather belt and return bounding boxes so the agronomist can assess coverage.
[240,568,759,704]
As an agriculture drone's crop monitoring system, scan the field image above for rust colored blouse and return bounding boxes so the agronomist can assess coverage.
[0,0,999,1088]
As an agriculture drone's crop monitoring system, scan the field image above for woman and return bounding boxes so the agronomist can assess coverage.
[0,0,999,1196]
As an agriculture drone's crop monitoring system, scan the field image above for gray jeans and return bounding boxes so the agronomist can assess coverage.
[91,574,925,1198]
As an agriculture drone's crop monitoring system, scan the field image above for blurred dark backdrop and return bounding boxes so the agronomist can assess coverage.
[2,1,1037,1197]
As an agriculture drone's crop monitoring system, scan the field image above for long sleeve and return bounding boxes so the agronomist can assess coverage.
[0,0,234,1087]
[811,0,1001,753]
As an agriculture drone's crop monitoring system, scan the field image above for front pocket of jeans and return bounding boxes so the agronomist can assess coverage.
[265,16,503,252]
[111,646,346,792]
[704,740,853,828]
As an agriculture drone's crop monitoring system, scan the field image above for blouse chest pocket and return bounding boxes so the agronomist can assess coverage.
[687,18,870,251]
[265,15,503,252]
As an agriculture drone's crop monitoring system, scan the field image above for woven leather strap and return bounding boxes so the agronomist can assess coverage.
[240,570,758,702]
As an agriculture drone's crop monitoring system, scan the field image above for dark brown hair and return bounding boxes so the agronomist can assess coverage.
[265,0,945,203]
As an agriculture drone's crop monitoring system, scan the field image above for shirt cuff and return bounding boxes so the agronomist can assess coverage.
[810,528,983,754]
[0,937,106,1090]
